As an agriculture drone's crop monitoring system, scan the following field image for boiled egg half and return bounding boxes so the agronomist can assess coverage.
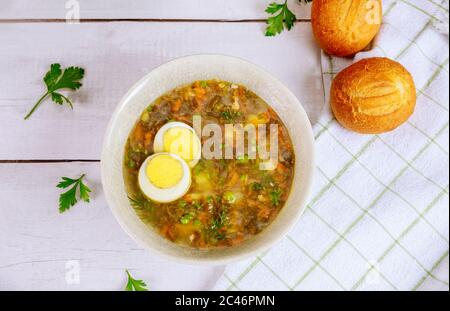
[153,122,201,168]
[138,152,191,203]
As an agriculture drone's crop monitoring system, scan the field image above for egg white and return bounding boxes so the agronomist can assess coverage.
[138,152,192,203]
[153,121,201,168]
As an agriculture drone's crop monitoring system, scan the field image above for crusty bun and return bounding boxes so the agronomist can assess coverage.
[312,0,382,57]
[331,58,416,134]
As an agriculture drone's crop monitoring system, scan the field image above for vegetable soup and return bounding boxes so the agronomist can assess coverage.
[123,80,295,249]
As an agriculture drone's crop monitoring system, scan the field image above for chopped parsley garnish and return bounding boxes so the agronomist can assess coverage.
[221,109,242,121]
[128,194,152,210]
[269,188,283,206]
[207,208,229,241]
[251,182,264,191]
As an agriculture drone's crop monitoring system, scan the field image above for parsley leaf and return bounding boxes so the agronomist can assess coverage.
[220,109,242,122]
[269,188,283,206]
[251,182,264,191]
[206,206,229,242]
[265,0,311,36]
[125,270,149,291]
[57,174,91,213]
[265,1,296,36]
[128,194,153,211]
[24,63,85,120]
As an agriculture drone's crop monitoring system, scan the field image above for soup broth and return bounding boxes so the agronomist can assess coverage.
[123,80,295,249]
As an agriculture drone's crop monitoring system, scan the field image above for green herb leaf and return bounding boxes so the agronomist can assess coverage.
[59,185,78,213]
[24,63,85,120]
[206,196,214,204]
[251,182,264,191]
[265,2,285,14]
[57,174,91,213]
[193,219,202,226]
[125,270,149,291]
[126,157,137,169]
[56,176,78,189]
[128,194,152,210]
[79,182,92,203]
[178,199,188,208]
[51,92,64,105]
[269,188,283,206]
[207,207,229,242]
[193,201,202,210]
[50,66,84,91]
[221,109,242,122]
[44,63,62,87]
[265,1,302,36]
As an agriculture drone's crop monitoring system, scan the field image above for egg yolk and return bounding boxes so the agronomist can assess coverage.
[163,127,199,162]
[146,155,183,189]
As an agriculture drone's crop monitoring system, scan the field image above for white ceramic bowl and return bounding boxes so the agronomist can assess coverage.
[101,54,315,265]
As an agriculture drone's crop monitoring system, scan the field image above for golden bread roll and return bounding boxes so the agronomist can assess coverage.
[331,58,416,134]
[312,0,382,57]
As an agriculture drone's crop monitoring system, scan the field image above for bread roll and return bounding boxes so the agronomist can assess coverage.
[312,0,382,57]
[331,58,416,134]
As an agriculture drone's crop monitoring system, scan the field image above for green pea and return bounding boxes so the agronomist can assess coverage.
[193,219,202,226]
[180,213,194,224]
[223,191,236,204]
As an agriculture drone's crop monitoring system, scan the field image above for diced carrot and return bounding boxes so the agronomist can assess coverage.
[194,82,207,100]
[144,132,153,146]
[226,171,240,187]
[197,239,207,248]
[197,212,208,223]
[160,224,173,240]
[133,123,145,142]
[161,225,176,241]
[257,206,271,220]
[229,234,244,246]
[194,82,206,107]
[171,99,182,113]
[276,162,288,173]
[247,199,258,208]
[182,194,194,203]
[236,86,246,98]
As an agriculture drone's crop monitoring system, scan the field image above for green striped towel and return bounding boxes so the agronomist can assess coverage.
[213,0,449,291]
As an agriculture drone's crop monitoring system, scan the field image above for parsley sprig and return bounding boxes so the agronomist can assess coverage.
[265,0,311,37]
[57,174,91,213]
[125,270,149,291]
[24,63,85,120]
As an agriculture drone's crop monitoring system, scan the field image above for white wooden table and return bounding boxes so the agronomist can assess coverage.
[1,0,447,292]
[0,0,324,291]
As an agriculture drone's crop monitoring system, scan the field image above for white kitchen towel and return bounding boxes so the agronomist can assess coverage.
[213,0,449,291]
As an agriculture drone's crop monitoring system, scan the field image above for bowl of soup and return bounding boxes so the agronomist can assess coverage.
[101,55,315,264]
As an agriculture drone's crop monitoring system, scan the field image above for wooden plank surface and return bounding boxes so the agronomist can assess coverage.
[0,21,323,160]
[0,0,311,20]
[0,1,320,291]
[1,0,448,292]
[0,162,224,290]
